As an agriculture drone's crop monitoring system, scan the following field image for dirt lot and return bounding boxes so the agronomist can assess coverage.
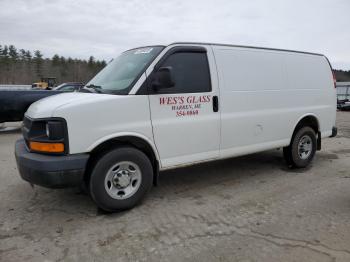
[1,112,350,262]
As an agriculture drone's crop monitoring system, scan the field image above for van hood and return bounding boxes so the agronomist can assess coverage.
[26,92,115,119]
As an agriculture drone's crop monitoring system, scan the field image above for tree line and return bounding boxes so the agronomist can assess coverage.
[0,44,107,85]
[0,43,349,85]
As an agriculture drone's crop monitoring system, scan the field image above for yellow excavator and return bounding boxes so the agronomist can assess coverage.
[32,77,57,90]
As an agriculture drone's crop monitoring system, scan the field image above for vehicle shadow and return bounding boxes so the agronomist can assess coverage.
[157,150,291,189]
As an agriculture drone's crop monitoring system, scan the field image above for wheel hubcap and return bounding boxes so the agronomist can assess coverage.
[113,170,131,187]
[104,161,142,200]
[298,135,313,160]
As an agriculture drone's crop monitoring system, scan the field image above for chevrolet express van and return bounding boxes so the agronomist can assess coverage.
[15,43,337,211]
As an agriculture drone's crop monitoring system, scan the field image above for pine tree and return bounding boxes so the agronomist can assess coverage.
[34,50,43,60]
[88,56,95,68]
[8,45,18,60]
[33,50,43,78]
[1,45,10,83]
[2,45,9,58]
[24,50,32,61]
[59,56,66,64]
[52,54,60,66]
[19,49,27,60]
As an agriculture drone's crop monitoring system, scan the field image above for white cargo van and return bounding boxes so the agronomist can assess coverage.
[15,43,337,211]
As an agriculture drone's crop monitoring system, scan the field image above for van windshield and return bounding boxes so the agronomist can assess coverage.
[85,46,164,95]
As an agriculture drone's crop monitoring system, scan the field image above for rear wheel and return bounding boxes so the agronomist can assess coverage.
[283,126,317,168]
[89,146,153,212]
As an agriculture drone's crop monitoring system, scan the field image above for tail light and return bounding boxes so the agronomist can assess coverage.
[332,71,337,88]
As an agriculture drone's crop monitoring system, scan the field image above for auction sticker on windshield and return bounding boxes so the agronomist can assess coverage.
[134,48,153,54]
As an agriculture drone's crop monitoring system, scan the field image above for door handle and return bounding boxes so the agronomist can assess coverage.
[213,96,219,112]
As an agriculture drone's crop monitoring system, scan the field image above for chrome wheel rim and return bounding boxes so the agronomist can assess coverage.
[104,161,142,200]
[298,135,313,160]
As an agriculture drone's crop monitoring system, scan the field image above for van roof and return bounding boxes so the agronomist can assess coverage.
[170,42,324,57]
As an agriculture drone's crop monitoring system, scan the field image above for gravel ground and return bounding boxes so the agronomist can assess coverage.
[1,112,350,262]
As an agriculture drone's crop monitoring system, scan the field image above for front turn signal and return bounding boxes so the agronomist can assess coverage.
[29,141,64,153]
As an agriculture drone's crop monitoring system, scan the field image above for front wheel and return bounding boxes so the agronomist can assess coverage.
[283,126,317,168]
[89,146,153,212]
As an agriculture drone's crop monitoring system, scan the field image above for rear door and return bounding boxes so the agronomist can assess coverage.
[147,46,220,168]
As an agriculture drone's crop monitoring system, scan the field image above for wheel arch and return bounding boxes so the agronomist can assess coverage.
[291,114,321,150]
[85,133,160,186]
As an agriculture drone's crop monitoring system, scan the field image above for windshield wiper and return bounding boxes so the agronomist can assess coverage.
[84,84,103,93]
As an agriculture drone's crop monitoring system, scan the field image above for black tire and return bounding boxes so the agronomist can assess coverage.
[283,126,317,168]
[89,146,153,212]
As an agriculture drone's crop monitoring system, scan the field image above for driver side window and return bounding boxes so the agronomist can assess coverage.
[156,52,211,94]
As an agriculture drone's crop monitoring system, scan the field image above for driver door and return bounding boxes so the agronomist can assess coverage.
[147,46,220,168]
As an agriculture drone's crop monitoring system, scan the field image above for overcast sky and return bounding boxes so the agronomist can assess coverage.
[1,0,349,69]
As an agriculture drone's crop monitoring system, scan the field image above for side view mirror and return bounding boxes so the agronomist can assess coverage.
[152,66,175,90]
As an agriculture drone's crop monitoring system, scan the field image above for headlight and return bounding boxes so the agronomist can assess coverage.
[23,117,68,154]
[46,121,66,140]
[45,123,50,137]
